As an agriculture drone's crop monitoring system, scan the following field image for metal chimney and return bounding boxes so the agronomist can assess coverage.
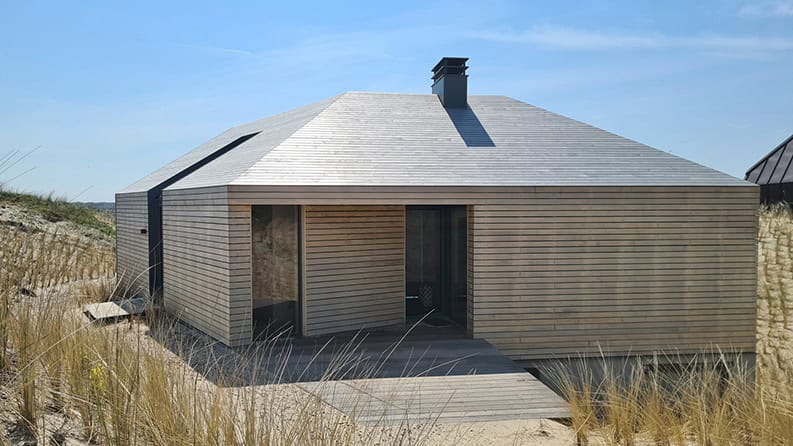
[431,57,469,108]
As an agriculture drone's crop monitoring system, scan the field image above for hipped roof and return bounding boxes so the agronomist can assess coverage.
[120,92,749,194]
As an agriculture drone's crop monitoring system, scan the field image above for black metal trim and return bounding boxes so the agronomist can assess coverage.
[146,132,260,298]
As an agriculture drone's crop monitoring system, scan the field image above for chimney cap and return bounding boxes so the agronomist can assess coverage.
[431,57,469,81]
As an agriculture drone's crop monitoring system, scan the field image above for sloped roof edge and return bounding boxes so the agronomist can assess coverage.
[118,94,342,194]
[745,133,793,185]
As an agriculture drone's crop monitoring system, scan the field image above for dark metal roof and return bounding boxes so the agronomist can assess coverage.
[745,133,793,185]
[153,92,749,190]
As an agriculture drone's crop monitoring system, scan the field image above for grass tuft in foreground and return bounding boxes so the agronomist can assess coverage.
[547,353,793,445]
[544,204,793,446]
[0,220,445,445]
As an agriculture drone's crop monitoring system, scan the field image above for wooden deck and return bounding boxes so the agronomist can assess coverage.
[151,321,570,423]
[299,372,569,424]
[283,323,570,424]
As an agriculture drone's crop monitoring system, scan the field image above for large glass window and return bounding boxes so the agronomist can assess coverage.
[251,205,299,335]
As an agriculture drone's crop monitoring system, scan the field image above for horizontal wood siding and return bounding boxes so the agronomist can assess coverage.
[469,187,758,360]
[208,184,758,358]
[303,205,405,336]
[228,204,252,344]
[162,186,245,345]
[115,192,149,294]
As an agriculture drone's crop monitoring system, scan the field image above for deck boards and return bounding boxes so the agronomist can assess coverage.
[299,372,569,424]
[280,324,569,424]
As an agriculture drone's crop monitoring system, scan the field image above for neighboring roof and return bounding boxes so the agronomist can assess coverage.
[131,91,749,192]
[745,133,793,185]
[119,96,339,193]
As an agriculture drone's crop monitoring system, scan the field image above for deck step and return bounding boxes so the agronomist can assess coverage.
[84,297,148,321]
[298,371,570,424]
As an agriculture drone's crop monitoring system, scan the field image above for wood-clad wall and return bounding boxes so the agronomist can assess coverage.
[303,205,405,336]
[115,192,149,294]
[161,186,252,346]
[468,188,758,361]
[160,184,757,357]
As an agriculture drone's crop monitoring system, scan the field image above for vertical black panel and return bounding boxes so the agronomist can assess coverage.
[781,183,793,204]
[147,190,163,298]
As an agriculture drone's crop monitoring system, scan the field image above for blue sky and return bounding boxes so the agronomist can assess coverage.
[1,0,792,201]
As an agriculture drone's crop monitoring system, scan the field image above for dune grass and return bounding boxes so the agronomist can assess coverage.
[547,205,793,445]
[2,201,793,444]
[0,189,115,237]
[0,220,446,445]
[548,353,793,445]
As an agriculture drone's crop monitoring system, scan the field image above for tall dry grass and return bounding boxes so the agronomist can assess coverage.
[550,205,793,445]
[550,353,793,445]
[0,226,113,370]
[0,223,442,445]
[5,202,793,445]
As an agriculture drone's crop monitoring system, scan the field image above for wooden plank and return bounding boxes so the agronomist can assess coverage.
[84,297,148,321]
[298,371,569,425]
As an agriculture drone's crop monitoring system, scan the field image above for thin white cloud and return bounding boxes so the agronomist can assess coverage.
[468,25,793,52]
[177,44,257,57]
[739,1,793,17]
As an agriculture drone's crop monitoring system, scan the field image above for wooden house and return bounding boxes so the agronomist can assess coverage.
[116,58,758,368]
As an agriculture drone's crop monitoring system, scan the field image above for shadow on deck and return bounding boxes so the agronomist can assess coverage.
[148,321,525,386]
[147,319,571,423]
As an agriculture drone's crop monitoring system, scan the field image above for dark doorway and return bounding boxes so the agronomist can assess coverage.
[251,205,301,337]
[405,206,467,326]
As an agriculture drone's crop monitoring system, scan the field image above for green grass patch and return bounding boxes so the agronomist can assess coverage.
[0,190,115,238]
